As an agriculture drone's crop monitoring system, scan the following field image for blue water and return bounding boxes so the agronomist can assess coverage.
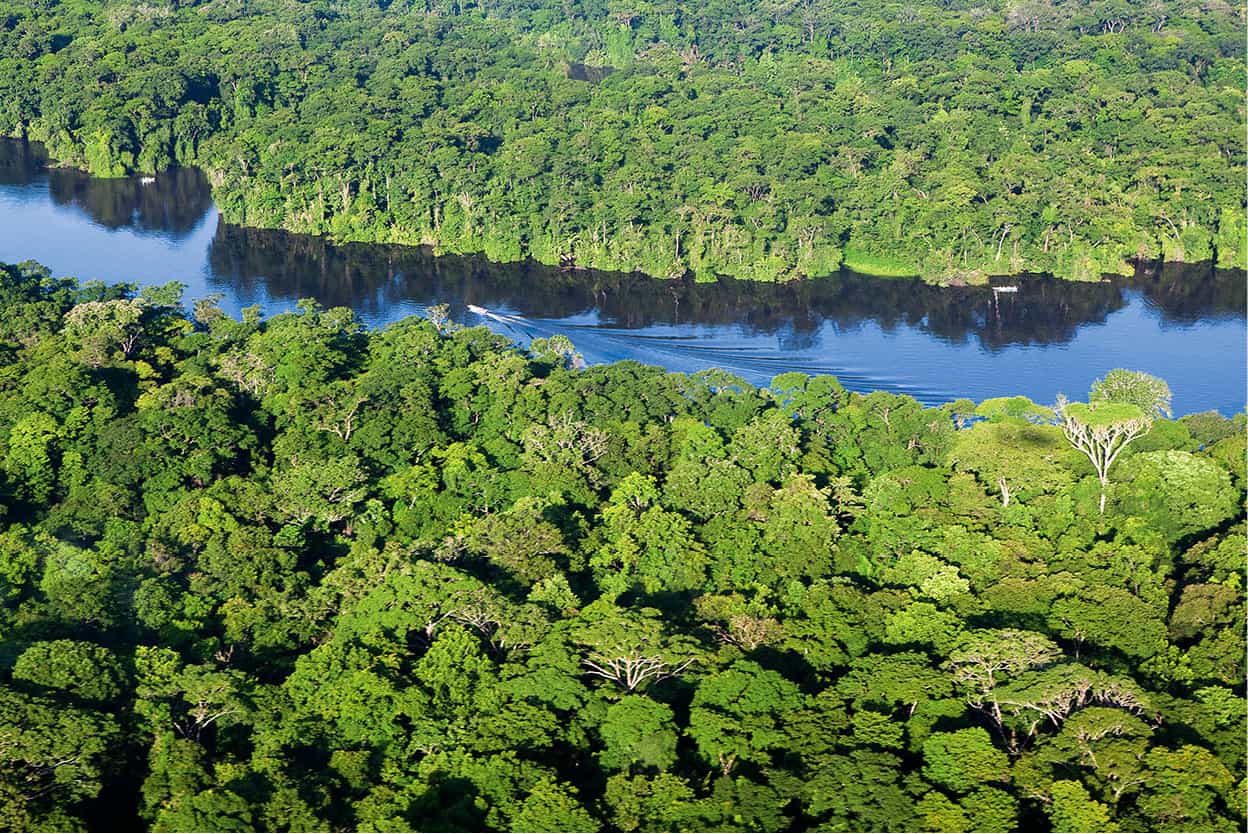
[1,139,1244,415]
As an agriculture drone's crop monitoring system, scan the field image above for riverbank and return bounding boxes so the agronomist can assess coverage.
[13,133,1245,288]
[8,0,1245,285]
[3,141,1245,415]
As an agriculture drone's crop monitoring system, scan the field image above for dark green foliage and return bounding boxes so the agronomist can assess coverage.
[0,261,1242,831]
[0,0,1244,283]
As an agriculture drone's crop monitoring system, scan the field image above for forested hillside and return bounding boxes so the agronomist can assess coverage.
[0,259,1242,831]
[1,0,1244,282]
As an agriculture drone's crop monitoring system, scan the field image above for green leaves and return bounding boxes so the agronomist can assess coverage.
[975,395,1055,425]
[1049,780,1117,833]
[593,473,708,595]
[271,454,368,530]
[61,298,147,367]
[12,640,126,703]
[509,777,600,833]
[572,601,701,693]
[1116,450,1239,542]
[1048,586,1168,659]
[687,661,804,774]
[10,0,1247,282]
[1091,370,1173,419]
[598,696,679,773]
[944,628,1050,688]
[3,412,58,506]
[1058,387,1156,512]
[0,264,1242,831]
[468,498,569,586]
[0,688,120,829]
[922,728,1010,793]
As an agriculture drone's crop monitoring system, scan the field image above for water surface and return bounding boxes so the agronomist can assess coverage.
[1,139,1243,414]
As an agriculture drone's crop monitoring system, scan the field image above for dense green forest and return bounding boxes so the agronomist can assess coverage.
[0,259,1242,831]
[1,0,1245,283]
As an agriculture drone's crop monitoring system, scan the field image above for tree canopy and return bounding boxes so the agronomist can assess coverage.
[1,0,1244,283]
[0,260,1241,831]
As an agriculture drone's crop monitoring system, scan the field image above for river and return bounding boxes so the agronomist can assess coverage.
[1,138,1243,414]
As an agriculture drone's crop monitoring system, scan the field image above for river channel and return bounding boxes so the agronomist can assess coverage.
[1,138,1243,414]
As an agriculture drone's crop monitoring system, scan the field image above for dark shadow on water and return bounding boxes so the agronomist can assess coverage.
[3,135,1241,352]
[2,136,1244,412]
[0,138,212,238]
[0,138,44,185]
[206,220,1245,351]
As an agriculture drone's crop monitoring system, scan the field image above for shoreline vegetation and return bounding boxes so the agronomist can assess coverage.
[7,137,1242,290]
[3,0,1245,285]
[0,260,1242,831]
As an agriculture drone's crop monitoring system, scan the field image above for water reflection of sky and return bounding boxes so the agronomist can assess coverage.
[1,145,1244,416]
[499,302,1244,413]
[0,180,222,298]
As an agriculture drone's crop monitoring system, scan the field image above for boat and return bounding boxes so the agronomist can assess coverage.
[139,176,156,185]
[467,304,488,315]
